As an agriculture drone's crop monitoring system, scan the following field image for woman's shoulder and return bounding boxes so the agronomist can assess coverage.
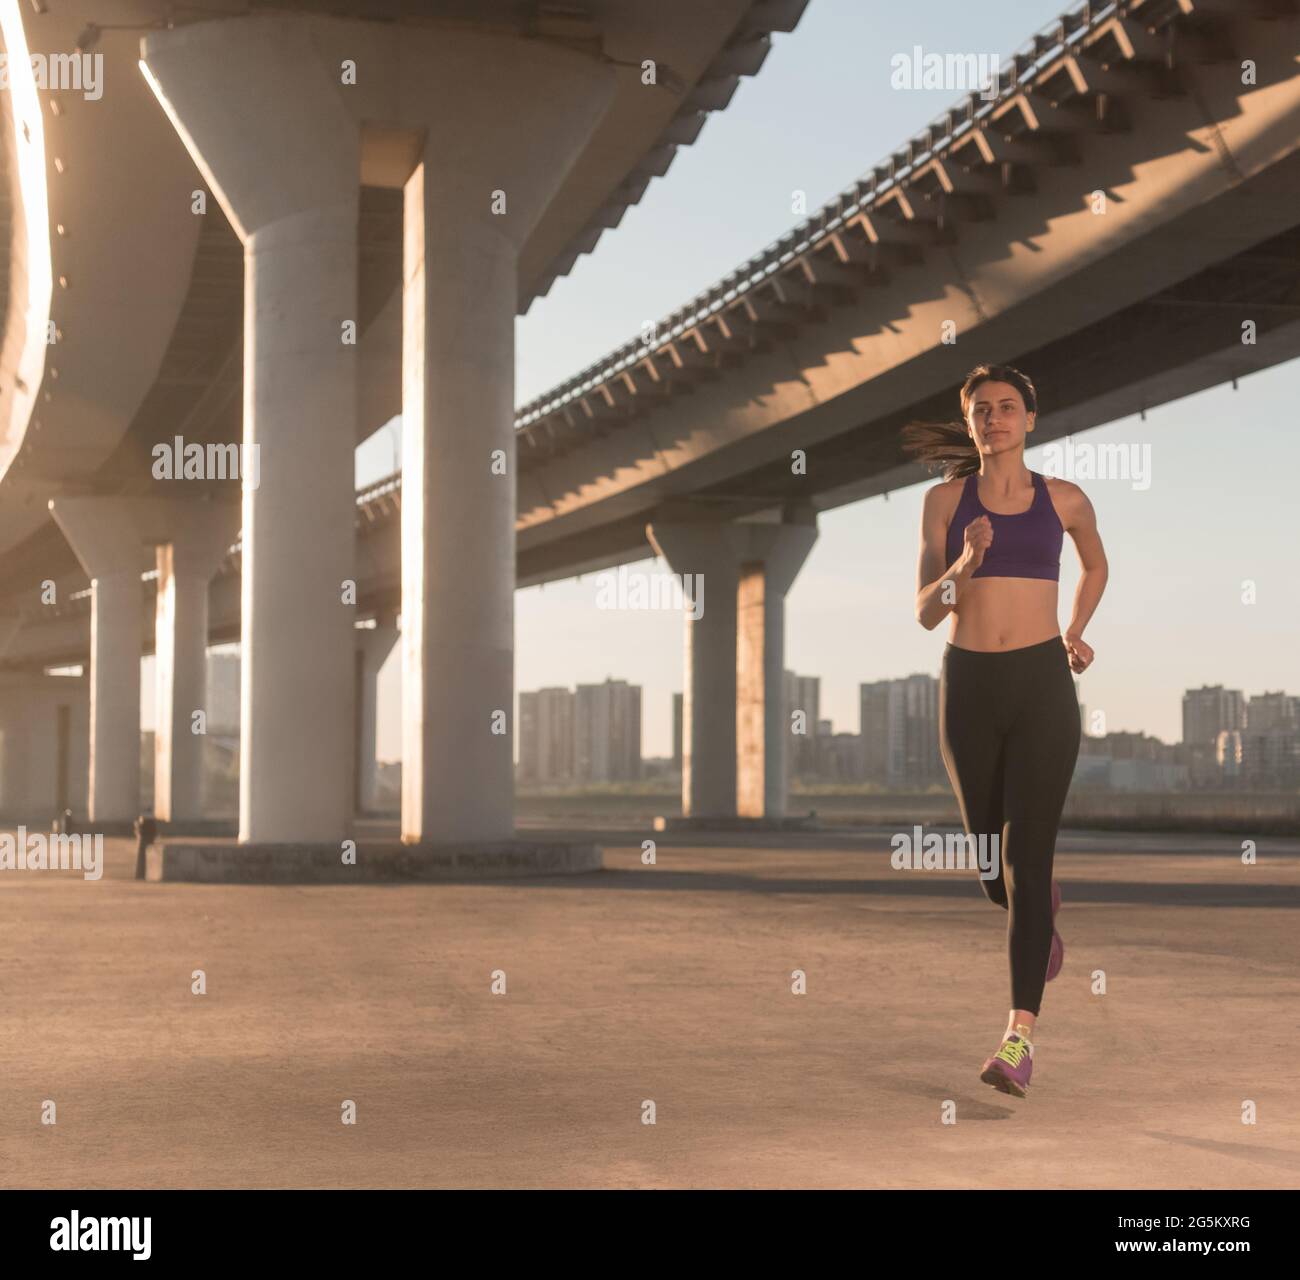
[922,474,968,521]
[1041,473,1088,509]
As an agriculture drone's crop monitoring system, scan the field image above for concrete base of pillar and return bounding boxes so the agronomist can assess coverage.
[46,818,139,838]
[158,819,239,838]
[652,813,821,833]
[33,817,239,839]
[146,837,603,883]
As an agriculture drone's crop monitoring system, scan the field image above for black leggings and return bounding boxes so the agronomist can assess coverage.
[939,636,1081,1017]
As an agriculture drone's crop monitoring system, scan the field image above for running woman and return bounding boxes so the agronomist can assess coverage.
[904,364,1108,1097]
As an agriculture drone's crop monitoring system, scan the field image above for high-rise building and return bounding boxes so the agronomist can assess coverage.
[575,678,642,782]
[859,674,943,787]
[784,671,820,734]
[859,680,896,782]
[1183,685,1246,746]
[784,670,820,779]
[1240,728,1300,787]
[1216,729,1242,777]
[900,674,940,784]
[1245,691,1298,732]
[518,687,576,782]
[819,733,865,782]
[1240,692,1299,786]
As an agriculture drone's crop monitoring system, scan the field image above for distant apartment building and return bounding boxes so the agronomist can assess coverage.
[1079,730,1178,763]
[784,671,820,731]
[575,678,641,782]
[1181,685,1298,788]
[1076,730,1189,791]
[1183,684,1247,745]
[672,692,683,769]
[859,680,896,781]
[784,671,821,780]
[518,686,576,783]
[859,673,943,788]
[817,731,865,782]
[1244,691,1298,731]
[1182,684,1246,784]
[1215,729,1242,780]
[1241,691,1300,787]
[1240,727,1300,787]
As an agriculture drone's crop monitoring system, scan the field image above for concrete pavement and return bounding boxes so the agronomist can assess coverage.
[0,825,1296,1189]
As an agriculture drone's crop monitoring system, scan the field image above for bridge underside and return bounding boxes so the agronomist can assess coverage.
[1,0,1297,846]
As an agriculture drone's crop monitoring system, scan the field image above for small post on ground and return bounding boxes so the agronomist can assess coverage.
[134,814,157,881]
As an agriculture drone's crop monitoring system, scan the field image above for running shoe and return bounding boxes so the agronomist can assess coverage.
[979,1033,1033,1097]
[1045,880,1064,982]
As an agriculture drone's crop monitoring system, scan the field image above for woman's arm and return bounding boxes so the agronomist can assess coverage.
[915,483,989,630]
[1056,480,1108,671]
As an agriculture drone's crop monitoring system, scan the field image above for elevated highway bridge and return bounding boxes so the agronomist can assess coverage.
[0,0,1296,844]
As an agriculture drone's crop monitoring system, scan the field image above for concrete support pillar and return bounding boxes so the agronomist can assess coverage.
[48,499,145,823]
[0,613,19,656]
[144,20,359,843]
[399,159,516,842]
[354,622,398,815]
[153,505,240,822]
[730,513,818,818]
[0,671,88,821]
[0,687,29,817]
[391,47,616,843]
[644,520,742,819]
[648,506,817,820]
[0,623,22,818]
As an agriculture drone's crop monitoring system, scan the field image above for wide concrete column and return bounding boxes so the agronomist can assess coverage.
[0,685,28,817]
[0,617,28,818]
[48,498,146,823]
[645,518,743,819]
[0,672,88,821]
[393,44,617,843]
[355,622,398,815]
[153,504,240,822]
[144,20,359,843]
[728,509,818,819]
[0,618,21,821]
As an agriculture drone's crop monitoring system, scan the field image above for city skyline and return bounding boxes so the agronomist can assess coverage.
[508,669,1295,762]
[136,631,1300,766]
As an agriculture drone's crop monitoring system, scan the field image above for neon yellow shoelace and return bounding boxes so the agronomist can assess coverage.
[995,1037,1030,1069]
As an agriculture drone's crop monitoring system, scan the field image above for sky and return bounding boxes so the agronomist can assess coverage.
[147,0,1300,762]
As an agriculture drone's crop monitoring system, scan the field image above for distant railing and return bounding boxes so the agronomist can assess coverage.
[513,0,1121,430]
[356,471,401,507]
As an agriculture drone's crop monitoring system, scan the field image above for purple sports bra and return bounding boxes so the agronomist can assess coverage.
[944,469,1063,581]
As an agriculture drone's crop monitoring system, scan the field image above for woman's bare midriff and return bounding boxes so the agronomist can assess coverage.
[949,577,1061,651]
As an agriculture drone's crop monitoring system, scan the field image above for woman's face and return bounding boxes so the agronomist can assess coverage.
[965,380,1035,455]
